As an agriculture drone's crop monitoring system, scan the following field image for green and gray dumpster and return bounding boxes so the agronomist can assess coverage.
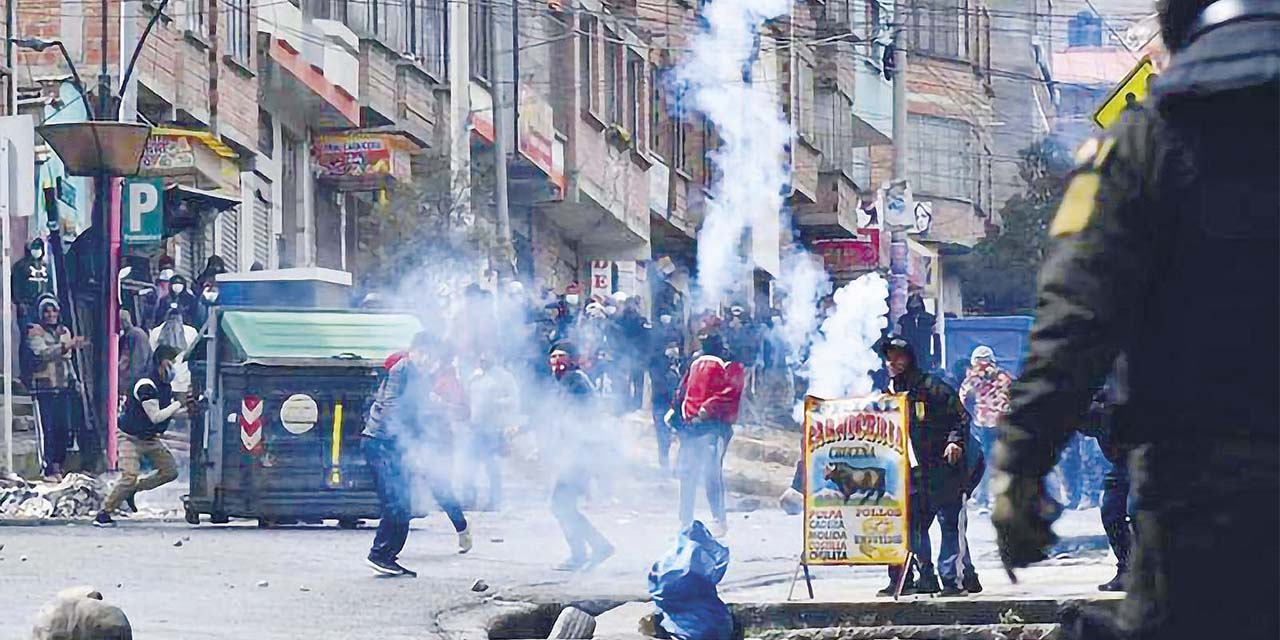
[184,308,422,527]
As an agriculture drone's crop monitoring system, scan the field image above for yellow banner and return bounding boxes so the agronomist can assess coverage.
[802,394,911,566]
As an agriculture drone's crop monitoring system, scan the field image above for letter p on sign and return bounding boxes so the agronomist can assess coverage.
[123,178,164,245]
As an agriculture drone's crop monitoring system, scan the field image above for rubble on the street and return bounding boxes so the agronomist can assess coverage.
[32,585,132,640]
[1,473,105,519]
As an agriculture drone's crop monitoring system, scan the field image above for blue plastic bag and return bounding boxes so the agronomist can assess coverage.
[647,521,733,640]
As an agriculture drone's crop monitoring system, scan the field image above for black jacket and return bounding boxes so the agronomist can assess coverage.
[887,367,971,501]
[1000,18,1280,477]
[12,251,51,305]
[119,372,175,439]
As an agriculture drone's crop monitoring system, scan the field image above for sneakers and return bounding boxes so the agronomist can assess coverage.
[1097,570,1127,592]
[93,511,116,528]
[939,584,968,597]
[366,555,416,577]
[915,572,942,594]
[554,556,589,572]
[876,580,916,597]
[709,520,729,538]
[963,573,984,594]
[582,543,616,571]
[126,496,138,513]
[457,527,473,555]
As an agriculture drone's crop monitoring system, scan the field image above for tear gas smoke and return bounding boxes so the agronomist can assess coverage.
[795,273,889,420]
[676,0,791,311]
[678,0,885,404]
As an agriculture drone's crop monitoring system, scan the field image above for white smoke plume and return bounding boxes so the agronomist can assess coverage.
[801,273,890,404]
[676,0,791,311]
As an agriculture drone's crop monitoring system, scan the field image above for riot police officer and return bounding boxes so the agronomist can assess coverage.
[992,1,1279,638]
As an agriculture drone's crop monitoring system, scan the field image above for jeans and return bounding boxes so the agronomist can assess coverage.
[103,433,178,512]
[367,438,412,562]
[550,468,610,560]
[889,496,971,586]
[677,425,731,528]
[971,426,998,505]
[36,390,76,475]
[461,427,504,508]
[651,398,673,469]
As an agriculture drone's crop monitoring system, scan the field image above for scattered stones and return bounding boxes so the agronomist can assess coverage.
[256,580,269,588]
[173,540,183,547]
[32,587,131,640]
[490,537,505,544]
[299,586,311,593]
[21,555,28,562]
[0,473,106,519]
[547,606,596,639]
[183,536,191,542]
[470,579,489,593]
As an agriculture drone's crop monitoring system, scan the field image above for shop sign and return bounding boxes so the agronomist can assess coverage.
[312,134,410,189]
[802,394,911,566]
[812,229,880,278]
[140,135,197,173]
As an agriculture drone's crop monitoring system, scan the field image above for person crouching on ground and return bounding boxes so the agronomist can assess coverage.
[95,345,189,526]
[547,341,615,571]
[362,332,471,577]
[675,334,745,538]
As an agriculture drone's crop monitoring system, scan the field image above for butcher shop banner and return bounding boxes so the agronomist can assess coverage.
[802,394,911,566]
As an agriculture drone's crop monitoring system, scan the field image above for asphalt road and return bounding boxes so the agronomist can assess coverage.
[0,484,1116,640]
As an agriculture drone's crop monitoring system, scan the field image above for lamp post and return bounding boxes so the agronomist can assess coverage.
[13,27,156,470]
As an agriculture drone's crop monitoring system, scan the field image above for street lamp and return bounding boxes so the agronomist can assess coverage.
[9,38,89,117]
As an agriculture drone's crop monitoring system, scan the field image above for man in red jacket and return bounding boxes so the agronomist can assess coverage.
[675,333,745,537]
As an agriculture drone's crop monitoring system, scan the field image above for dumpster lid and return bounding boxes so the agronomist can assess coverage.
[208,310,423,366]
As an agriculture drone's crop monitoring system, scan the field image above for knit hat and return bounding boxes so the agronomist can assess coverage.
[970,346,996,364]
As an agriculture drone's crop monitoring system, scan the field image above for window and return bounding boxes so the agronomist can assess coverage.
[186,0,209,38]
[672,116,687,172]
[908,114,974,200]
[470,0,493,82]
[650,62,664,157]
[408,0,448,79]
[257,109,274,157]
[349,0,405,50]
[579,15,598,113]
[784,50,816,143]
[604,34,620,123]
[907,0,963,59]
[626,49,643,143]
[224,0,252,64]
[306,0,347,21]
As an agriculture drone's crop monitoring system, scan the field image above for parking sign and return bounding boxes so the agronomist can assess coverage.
[123,178,164,244]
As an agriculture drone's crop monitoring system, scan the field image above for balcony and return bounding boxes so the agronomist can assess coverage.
[258,3,360,128]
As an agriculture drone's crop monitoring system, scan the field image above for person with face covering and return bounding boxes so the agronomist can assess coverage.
[94,345,190,527]
[648,336,684,471]
[194,282,219,330]
[150,274,197,328]
[547,341,614,571]
[361,332,472,577]
[675,334,746,538]
[12,237,52,324]
[195,255,227,293]
[27,294,89,481]
[118,310,153,399]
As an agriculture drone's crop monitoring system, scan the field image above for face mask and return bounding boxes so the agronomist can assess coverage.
[172,284,185,295]
[31,249,43,260]
[659,315,672,325]
[565,294,580,306]
[665,347,679,359]
[202,290,218,302]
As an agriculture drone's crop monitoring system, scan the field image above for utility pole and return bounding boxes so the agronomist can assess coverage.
[448,0,472,229]
[489,0,513,278]
[887,1,910,332]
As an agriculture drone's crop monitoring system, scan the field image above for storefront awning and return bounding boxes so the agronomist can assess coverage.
[140,127,241,192]
[311,132,415,192]
[164,184,241,235]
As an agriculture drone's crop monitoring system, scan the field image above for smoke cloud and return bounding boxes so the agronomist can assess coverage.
[799,274,890,416]
[676,0,792,311]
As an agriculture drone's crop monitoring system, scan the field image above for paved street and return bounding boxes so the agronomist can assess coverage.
[1,480,1117,640]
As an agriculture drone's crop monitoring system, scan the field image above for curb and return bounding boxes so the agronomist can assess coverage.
[0,516,182,527]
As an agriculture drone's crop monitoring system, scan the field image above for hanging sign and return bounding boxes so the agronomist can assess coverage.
[802,394,911,566]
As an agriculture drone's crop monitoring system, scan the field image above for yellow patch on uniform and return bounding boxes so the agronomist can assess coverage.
[1073,138,1101,166]
[1091,138,1117,170]
[1050,173,1101,237]
[1073,137,1117,170]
